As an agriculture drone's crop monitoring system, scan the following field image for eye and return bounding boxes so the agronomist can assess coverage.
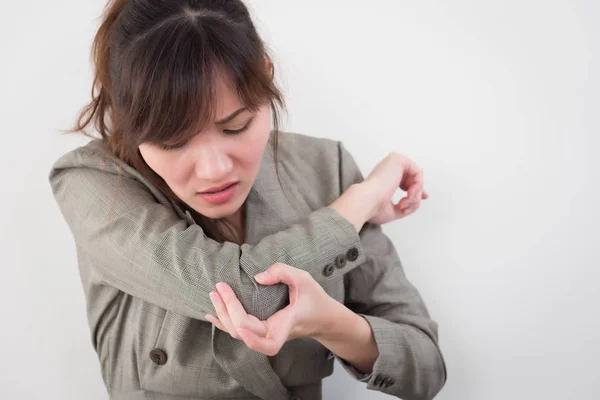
[158,141,187,151]
[224,117,254,135]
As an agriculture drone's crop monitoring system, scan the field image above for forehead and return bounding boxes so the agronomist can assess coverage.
[213,70,245,119]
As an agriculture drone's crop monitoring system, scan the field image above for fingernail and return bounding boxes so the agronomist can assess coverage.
[254,272,267,281]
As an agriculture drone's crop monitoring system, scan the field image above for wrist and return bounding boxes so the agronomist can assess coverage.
[310,298,356,342]
[355,181,381,219]
[329,183,376,232]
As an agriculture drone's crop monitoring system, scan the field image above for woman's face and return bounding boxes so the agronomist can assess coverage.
[139,72,272,220]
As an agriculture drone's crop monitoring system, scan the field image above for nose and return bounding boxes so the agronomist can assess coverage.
[193,142,233,183]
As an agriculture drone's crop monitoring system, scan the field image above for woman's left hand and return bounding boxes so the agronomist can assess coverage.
[206,263,336,356]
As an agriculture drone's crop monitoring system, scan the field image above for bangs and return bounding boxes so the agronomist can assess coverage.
[112,13,279,148]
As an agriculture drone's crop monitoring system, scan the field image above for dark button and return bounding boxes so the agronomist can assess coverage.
[323,263,335,277]
[374,375,394,388]
[325,350,334,360]
[374,375,383,386]
[334,254,347,269]
[347,247,359,262]
[149,349,167,365]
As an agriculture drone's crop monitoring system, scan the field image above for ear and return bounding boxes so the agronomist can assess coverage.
[265,56,274,79]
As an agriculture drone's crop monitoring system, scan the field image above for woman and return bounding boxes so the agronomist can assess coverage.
[49,0,446,399]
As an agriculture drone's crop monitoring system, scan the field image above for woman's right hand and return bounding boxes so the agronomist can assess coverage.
[329,152,428,231]
[362,152,428,224]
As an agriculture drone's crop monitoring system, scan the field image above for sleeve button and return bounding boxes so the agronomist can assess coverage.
[334,254,347,269]
[323,263,335,277]
[374,375,382,386]
[346,247,359,262]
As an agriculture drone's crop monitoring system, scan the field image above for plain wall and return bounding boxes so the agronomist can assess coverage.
[1,1,597,399]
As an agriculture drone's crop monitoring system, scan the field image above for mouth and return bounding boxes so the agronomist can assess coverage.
[198,181,239,194]
[196,182,240,205]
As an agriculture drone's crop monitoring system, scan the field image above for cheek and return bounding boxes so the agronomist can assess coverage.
[240,113,271,163]
[139,146,183,184]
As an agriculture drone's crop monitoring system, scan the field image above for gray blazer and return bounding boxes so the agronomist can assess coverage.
[48,131,446,400]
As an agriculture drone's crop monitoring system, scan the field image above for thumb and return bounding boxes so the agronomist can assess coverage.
[254,263,296,286]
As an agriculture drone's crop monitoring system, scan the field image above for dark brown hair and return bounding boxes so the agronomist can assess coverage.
[62,0,286,243]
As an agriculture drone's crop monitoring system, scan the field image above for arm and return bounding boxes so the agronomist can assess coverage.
[48,148,370,322]
[333,144,447,399]
[339,223,447,399]
[311,300,379,375]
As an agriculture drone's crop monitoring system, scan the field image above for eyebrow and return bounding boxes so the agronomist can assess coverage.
[214,107,248,125]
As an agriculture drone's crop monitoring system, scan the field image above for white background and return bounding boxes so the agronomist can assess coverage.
[1,1,598,399]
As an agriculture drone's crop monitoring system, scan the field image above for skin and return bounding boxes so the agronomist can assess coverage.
[139,69,272,232]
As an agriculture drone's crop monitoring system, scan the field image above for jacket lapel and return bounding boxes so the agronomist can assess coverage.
[212,329,289,399]
[245,135,311,243]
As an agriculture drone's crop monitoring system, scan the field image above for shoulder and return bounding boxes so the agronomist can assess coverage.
[276,131,340,160]
[48,138,155,192]
[275,131,364,206]
[49,138,129,177]
[48,138,170,210]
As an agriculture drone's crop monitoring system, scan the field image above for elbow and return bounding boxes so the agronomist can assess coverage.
[252,283,290,320]
[423,355,447,400]
[400,345,447,400]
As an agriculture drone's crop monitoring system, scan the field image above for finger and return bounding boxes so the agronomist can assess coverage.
[406,172,426,201]
[407,182,423,198]
[400,164,423,192]
[414,189,424,204]
[422,189,429,200]
[238,310,294,356]
[237,328,283,356]
[396,198,418,217]
[397,180,422,210]
[399,203,418,217]
[396,197,412,211]
[254,263,304,286]
[215,283,249,325]
[209,290,240,339]
[397,191,417,210]
[205,313,228,333]
[216,283,268,335]
[413,196,423,212]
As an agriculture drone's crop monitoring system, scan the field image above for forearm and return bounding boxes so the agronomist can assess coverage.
[359,315,447,399]
[250,183,376,320]
[51,167,369,323]
[328,183,374,232]
[312,300,379,374]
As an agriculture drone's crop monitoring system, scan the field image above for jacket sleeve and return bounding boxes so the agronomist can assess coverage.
[48,146,367,322]
[337,145,447,400]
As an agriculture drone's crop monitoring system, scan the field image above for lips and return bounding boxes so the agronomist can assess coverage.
[196,182,239,205]
[199,181,239,194]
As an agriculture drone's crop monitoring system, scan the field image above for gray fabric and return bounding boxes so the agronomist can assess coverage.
[48,131,446,399]
[111,382,320,400]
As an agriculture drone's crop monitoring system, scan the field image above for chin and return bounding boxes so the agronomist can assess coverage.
[192,199,242,220]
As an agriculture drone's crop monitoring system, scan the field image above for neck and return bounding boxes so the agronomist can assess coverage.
[224,204,245,244]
